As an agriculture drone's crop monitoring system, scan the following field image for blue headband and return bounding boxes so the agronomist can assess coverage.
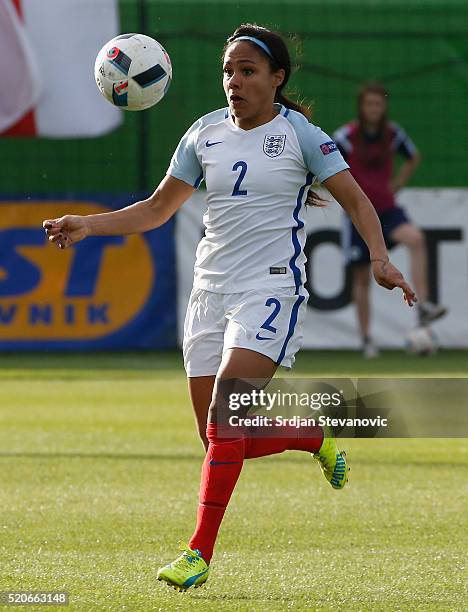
[233,36,274,60]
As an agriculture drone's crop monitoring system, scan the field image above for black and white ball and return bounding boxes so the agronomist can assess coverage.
[94,33,172,111]
[405,326,438,356]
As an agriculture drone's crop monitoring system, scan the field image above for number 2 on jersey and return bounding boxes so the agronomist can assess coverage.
[231,161,248,196]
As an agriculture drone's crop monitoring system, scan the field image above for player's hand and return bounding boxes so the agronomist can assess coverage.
[371,259,417,307]
[43,215,89,249]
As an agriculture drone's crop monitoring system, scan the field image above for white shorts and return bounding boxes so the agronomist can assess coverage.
[183,286,308,377]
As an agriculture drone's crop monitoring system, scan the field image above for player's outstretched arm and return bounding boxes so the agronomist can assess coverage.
[43,175,195,249]
[323,169,417,307]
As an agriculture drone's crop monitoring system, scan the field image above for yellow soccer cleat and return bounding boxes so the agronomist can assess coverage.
[314,427,349,489]
[157,542,209,591]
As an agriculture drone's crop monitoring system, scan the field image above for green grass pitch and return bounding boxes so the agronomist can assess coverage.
[0,350,467,611]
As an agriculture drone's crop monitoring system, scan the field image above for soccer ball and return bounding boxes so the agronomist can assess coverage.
[94,33,172,111]
[405,326,438,356]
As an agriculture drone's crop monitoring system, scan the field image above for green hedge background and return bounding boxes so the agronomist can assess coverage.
[3,0,467,193]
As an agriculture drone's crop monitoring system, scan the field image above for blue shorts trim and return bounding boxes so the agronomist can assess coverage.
[275,294,305,365]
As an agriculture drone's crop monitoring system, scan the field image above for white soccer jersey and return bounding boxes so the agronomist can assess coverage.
[168,104,349,294]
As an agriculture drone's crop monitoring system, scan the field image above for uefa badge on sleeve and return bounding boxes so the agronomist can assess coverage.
[320,141,338,156]
[263,134,286,157]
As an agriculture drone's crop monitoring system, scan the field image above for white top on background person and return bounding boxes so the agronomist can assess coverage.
[169,105,348,293]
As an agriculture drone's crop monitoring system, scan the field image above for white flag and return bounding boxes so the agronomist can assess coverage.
[1,0,122,138]
[0,0,41,132]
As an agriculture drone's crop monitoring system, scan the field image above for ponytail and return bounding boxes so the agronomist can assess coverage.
[275,91,310,119]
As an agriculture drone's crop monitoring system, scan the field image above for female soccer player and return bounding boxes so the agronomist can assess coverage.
[44,25,416,590]
[334,82,447,358]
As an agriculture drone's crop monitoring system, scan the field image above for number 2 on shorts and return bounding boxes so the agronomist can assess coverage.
[256,298,281,340]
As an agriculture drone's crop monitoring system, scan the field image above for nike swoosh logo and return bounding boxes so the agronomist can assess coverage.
[255,333,271,341]
[206,140,223,147]
[209,460,240,466]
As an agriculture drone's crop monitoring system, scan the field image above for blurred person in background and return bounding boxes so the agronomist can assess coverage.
[333,82,447,358]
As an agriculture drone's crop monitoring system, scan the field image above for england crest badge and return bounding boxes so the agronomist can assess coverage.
[263,134,286,157]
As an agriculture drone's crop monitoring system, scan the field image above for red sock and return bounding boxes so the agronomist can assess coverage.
[244,425,323,458]
[189,423,245,562]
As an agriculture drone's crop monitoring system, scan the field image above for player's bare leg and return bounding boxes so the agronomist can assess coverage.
[352,264,378,357]
[390,223,447,325]
[188,376,215,451]
[391,223,427,301]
